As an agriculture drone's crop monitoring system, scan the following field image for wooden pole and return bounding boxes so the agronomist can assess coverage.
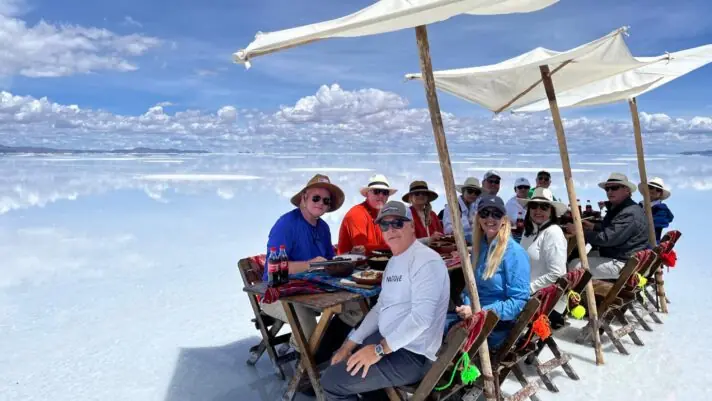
[540,65,605,365]
[629,97,668,313]
[415,25,497,400]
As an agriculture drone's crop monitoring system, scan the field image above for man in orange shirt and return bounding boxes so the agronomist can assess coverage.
[337,174,398,255]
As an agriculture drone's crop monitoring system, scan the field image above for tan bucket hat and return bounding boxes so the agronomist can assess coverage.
[597,172,637,193]
[519,187,567,217]
[402,180,438,203]
[456,177,482,193]
[640,177,671,200]
[290,174,345,212]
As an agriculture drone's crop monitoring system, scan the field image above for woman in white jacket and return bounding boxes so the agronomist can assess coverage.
[519,188,568,294]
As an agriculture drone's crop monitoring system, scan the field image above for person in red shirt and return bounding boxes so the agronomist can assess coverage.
[337,174,397,255]
[402,180,443,242]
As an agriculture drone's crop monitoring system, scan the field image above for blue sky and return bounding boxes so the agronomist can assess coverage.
[1,0,712,150]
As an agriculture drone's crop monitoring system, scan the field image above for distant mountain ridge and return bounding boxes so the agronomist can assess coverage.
[0,145,209,155]
[680,150,712,156]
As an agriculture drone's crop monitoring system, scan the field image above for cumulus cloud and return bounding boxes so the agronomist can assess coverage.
[1,83,711,154]
[0,0,160,78]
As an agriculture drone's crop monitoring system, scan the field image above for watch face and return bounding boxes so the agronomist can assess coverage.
[375,344,384,356]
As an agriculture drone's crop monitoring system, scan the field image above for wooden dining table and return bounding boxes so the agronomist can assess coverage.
[242,246,461,401]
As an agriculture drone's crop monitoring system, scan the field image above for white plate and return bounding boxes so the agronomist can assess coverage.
[336,254,367,262]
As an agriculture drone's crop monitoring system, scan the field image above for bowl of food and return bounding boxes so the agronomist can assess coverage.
[368,255,390,271]
[352,270,383,285]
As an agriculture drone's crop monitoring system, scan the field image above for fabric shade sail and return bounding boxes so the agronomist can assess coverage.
[233,0,559,66]
[404,27,668,113]
[514,44,712,112]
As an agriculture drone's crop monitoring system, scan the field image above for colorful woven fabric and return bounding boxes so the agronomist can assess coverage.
[261,279,330,304]
[291,270,382,298]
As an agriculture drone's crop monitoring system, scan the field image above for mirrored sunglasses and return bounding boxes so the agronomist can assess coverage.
[478,208,504,220]
[516,185,531,191]
[605,185,623,192]
[378,219,406,232]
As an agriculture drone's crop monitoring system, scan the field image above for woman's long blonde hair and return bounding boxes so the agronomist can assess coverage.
[472,214,511,280]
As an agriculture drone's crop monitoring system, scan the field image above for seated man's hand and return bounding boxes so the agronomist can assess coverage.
[455,305,473,319]
[346,344,381,378]
[351,245,366,255]
[331,340,357,365]
[431,231,443,240]
[309,256,327,263]
[581,219,595,230]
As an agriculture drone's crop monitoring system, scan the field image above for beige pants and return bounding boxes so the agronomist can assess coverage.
[260,301,364,350]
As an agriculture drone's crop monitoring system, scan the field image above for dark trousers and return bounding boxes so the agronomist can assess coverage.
[321,332,432,401]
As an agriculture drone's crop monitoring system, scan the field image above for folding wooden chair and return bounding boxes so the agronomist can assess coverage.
[576,249,656,355]
[645,230,682,309]
[623,246,663,331]
[531,269,592,390]
[395,310,500,401]
[238,256,297,379]
[485,296,544,401]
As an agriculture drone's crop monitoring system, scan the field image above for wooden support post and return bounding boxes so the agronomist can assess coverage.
[629,97,668,313]
[415,25,496,400]
[539,65,605,365]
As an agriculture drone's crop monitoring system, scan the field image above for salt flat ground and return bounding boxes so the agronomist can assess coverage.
[1,152,710,401]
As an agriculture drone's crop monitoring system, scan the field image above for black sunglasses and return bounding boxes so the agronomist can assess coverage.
[528,202,551,211]
[486,179,501,185]
[311,195,331,205]
[605,185,623,192]
[516,185,531,191]
[537,175,551,181]
[371,189,391,196]
[648,185,662,193]
[378,219,406,232]
[478,208,504,220]
[464,188,481,195]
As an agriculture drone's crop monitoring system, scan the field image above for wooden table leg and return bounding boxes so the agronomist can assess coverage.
[282,303,336,401]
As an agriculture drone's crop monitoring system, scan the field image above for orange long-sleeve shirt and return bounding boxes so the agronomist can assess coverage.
[337,201,388,255]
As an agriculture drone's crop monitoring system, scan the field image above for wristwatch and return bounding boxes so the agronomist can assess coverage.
[374,344,385,357]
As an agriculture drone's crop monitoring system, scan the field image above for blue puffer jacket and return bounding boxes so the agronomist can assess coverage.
[460,237,531,349]
[640,201,674,242]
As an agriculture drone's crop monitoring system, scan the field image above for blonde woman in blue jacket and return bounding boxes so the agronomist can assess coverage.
[450,195,531,349]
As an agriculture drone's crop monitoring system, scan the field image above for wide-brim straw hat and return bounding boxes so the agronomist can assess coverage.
[456,177,482,193]
[359,174,398,197]
[640,177,671,200]
[290,174,345,212]
[518,187,567,217]
[597,172,637,193]
[402,180,438,203]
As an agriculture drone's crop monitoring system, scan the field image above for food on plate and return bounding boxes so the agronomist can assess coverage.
[355,270,382,279]
[370,256,389,262]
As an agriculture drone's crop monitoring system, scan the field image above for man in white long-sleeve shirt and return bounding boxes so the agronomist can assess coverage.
[321,201,450,401]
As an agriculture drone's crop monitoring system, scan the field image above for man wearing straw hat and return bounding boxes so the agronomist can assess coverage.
[639,177,674,243]
[323,201,449,401]
[442,176,481,243]
[262,174,345,348]
[566,172,649,279]
[337,174,398,255]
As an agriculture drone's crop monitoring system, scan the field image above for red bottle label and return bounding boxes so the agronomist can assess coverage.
[268,262,278,273]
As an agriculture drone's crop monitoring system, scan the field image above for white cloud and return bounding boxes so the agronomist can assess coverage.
[0,0,161,78]
[1,83,711,154]
[122,15,143,28]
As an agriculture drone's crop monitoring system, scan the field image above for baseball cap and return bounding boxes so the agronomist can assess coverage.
[483,170,501,181]
[515,177,531,187]
[477,195,506,215]
[374,201,412,224]
[537,170,551,177]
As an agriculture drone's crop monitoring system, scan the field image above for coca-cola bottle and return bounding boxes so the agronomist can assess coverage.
[585,200,593,217]
[278,245,289,285]
[267,247,280,287]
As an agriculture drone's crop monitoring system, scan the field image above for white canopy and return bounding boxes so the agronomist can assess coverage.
[233,0,559,66]
[404,27,668,113]
[513,44,712,112]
